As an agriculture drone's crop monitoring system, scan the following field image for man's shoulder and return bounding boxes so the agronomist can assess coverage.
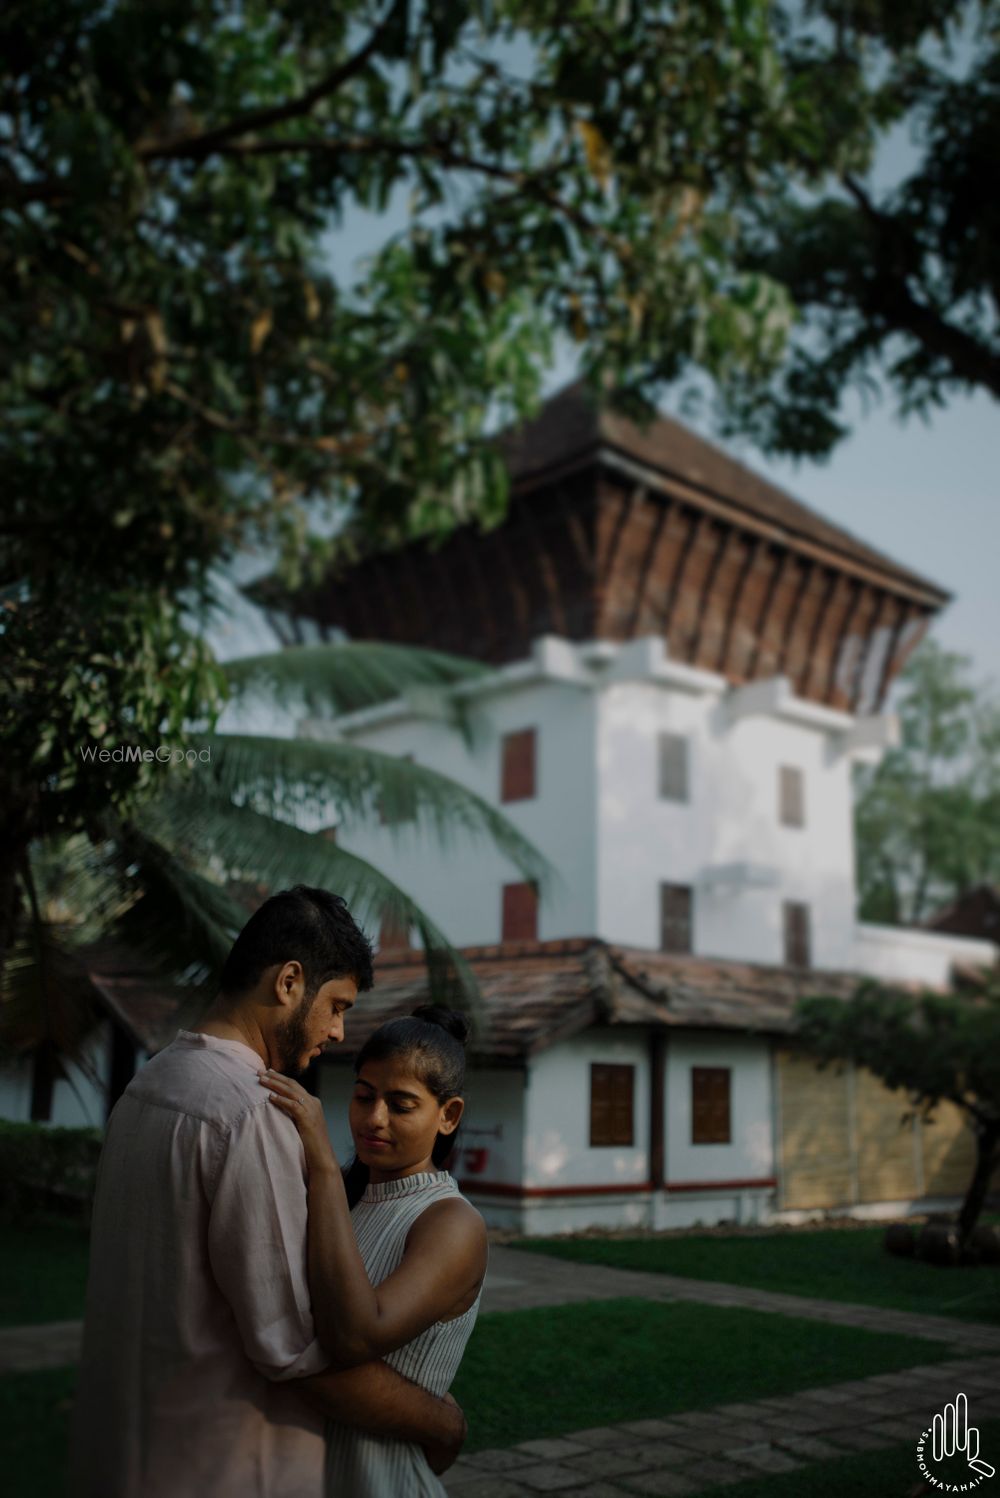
[122,1037,270,1131]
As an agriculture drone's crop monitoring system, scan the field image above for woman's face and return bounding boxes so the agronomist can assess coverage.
[349,1054,463,1176]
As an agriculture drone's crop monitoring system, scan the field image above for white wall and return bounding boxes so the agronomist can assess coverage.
[596,681,857,967]
[854,923,997,987]
[459,1067,525,1187]
[325,679,598,947]
[0,1025,113,1129]
[523,1028,650,1189]
[665,1032,775,1186]
[310,639,879,967]
[0,1062,32,1123]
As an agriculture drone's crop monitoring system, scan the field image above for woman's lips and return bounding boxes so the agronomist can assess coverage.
[360,1135,391,1149]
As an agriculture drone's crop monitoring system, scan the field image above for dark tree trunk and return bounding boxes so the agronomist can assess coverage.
[957,1121,1000,1247]
[0,834,28,991]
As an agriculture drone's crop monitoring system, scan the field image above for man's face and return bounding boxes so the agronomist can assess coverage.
[273,974,357,1076]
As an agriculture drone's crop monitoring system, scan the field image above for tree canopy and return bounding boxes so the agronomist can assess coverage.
[854,641,1000,926]
[3,0,997,968]
[796,972,1000,1244]
[723,0,1000,455]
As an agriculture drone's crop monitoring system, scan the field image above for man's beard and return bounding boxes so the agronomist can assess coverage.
[273,990,319,1076]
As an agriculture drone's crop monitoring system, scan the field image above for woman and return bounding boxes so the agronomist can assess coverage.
[259,1003,489,1498]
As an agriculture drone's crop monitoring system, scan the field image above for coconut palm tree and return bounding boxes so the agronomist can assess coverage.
[1,639,554,1095]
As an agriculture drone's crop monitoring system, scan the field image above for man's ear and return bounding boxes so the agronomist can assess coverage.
[274,960,306,1009]
[439,1097,465,1135]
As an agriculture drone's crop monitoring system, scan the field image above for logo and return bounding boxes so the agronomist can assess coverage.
[916,1392,994,1490]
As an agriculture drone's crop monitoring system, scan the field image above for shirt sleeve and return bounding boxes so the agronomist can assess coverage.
[207,1100,330,1382]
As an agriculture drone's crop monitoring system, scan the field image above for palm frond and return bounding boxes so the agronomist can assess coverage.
[137,792,485,1028]
[0,917,103,1060]
[185,733,556,894]
[222,641,487,721]
[95,815,248,990]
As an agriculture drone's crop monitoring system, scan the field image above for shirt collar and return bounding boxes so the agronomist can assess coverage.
[175,1028,266,1071]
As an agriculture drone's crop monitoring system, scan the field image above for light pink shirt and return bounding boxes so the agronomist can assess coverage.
[68,1030,329,1498]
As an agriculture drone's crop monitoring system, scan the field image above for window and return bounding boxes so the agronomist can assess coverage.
[779,765,805,828]
[590,1063,634,1146]
[501,728,536,802]
[691,1067,731,1144]
[660,883,693,954]
[379,753,415,826]
[658,733,689,802]
[783,901,812,968]
[502,881,538,941]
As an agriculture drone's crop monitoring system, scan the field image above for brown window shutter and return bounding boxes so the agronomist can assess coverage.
[779,765,805,828]
[502,881,538,941]
[660,883,693,954]
[501,729,536,802]
[379,911,410,951]
[691,1066,731,1144]
[658,733,689,802]
[783,901,812,968]
[590,1063,635,1146]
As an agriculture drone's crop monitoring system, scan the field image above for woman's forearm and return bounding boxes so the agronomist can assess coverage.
[306,1162,384,1364]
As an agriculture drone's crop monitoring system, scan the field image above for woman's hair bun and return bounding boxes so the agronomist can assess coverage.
[411,1004,469,1045]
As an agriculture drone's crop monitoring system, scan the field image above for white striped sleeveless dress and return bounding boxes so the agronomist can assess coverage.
[323,1168,487,1498]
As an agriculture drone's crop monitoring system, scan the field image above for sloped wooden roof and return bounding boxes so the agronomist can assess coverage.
[500,381,946,601]
[267,381,949,714]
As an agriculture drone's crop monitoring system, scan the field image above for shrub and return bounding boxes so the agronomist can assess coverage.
[0,1120,101,1219]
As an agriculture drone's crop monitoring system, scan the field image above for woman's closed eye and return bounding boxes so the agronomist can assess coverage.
[354,1088,415,1113]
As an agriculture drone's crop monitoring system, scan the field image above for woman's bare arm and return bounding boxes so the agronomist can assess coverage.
[258,1070,488,1367]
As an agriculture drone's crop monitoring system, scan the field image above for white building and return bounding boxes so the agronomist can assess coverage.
[5,382,997,1232]
[273,381,996,1233]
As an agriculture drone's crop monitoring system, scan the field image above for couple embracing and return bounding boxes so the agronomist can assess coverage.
[69,885,488,1497]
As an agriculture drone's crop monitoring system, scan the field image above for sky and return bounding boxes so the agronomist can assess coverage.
[309,200,1000,695]
[220,27,999,693]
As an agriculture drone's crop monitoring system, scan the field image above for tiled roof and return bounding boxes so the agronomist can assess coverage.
[499,380,948,602]
[336,939,608,1063]
[83,945,205,1053]
[606,947,859,1035]
[80,935,881,1061]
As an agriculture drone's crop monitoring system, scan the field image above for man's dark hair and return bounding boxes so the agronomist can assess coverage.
[219,886,374,999]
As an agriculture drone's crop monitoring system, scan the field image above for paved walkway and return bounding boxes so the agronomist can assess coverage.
[479,1245,1000,1354]
[4,1242,1000,1494]
[3,1243,999,1373]
[440,1354,1000,1496]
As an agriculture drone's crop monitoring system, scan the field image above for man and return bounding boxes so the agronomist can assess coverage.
[68,885,466,1497]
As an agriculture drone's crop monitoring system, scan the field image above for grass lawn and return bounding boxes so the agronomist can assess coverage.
[511,1220,1000,1326]
[0,1297,973,1490]
[0,1215,91,1328]
[450,1296,962,1450]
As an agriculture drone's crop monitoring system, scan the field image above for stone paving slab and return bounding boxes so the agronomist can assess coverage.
[0,1319,82,1372]
[444,1352,1000,1497]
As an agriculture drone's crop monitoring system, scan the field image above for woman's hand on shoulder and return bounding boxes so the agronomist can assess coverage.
[257,1069,339,1174]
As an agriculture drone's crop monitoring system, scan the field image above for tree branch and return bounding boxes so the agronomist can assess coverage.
[202,134,626,259]
[843,174,1000,400]
[135,13,397,163]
